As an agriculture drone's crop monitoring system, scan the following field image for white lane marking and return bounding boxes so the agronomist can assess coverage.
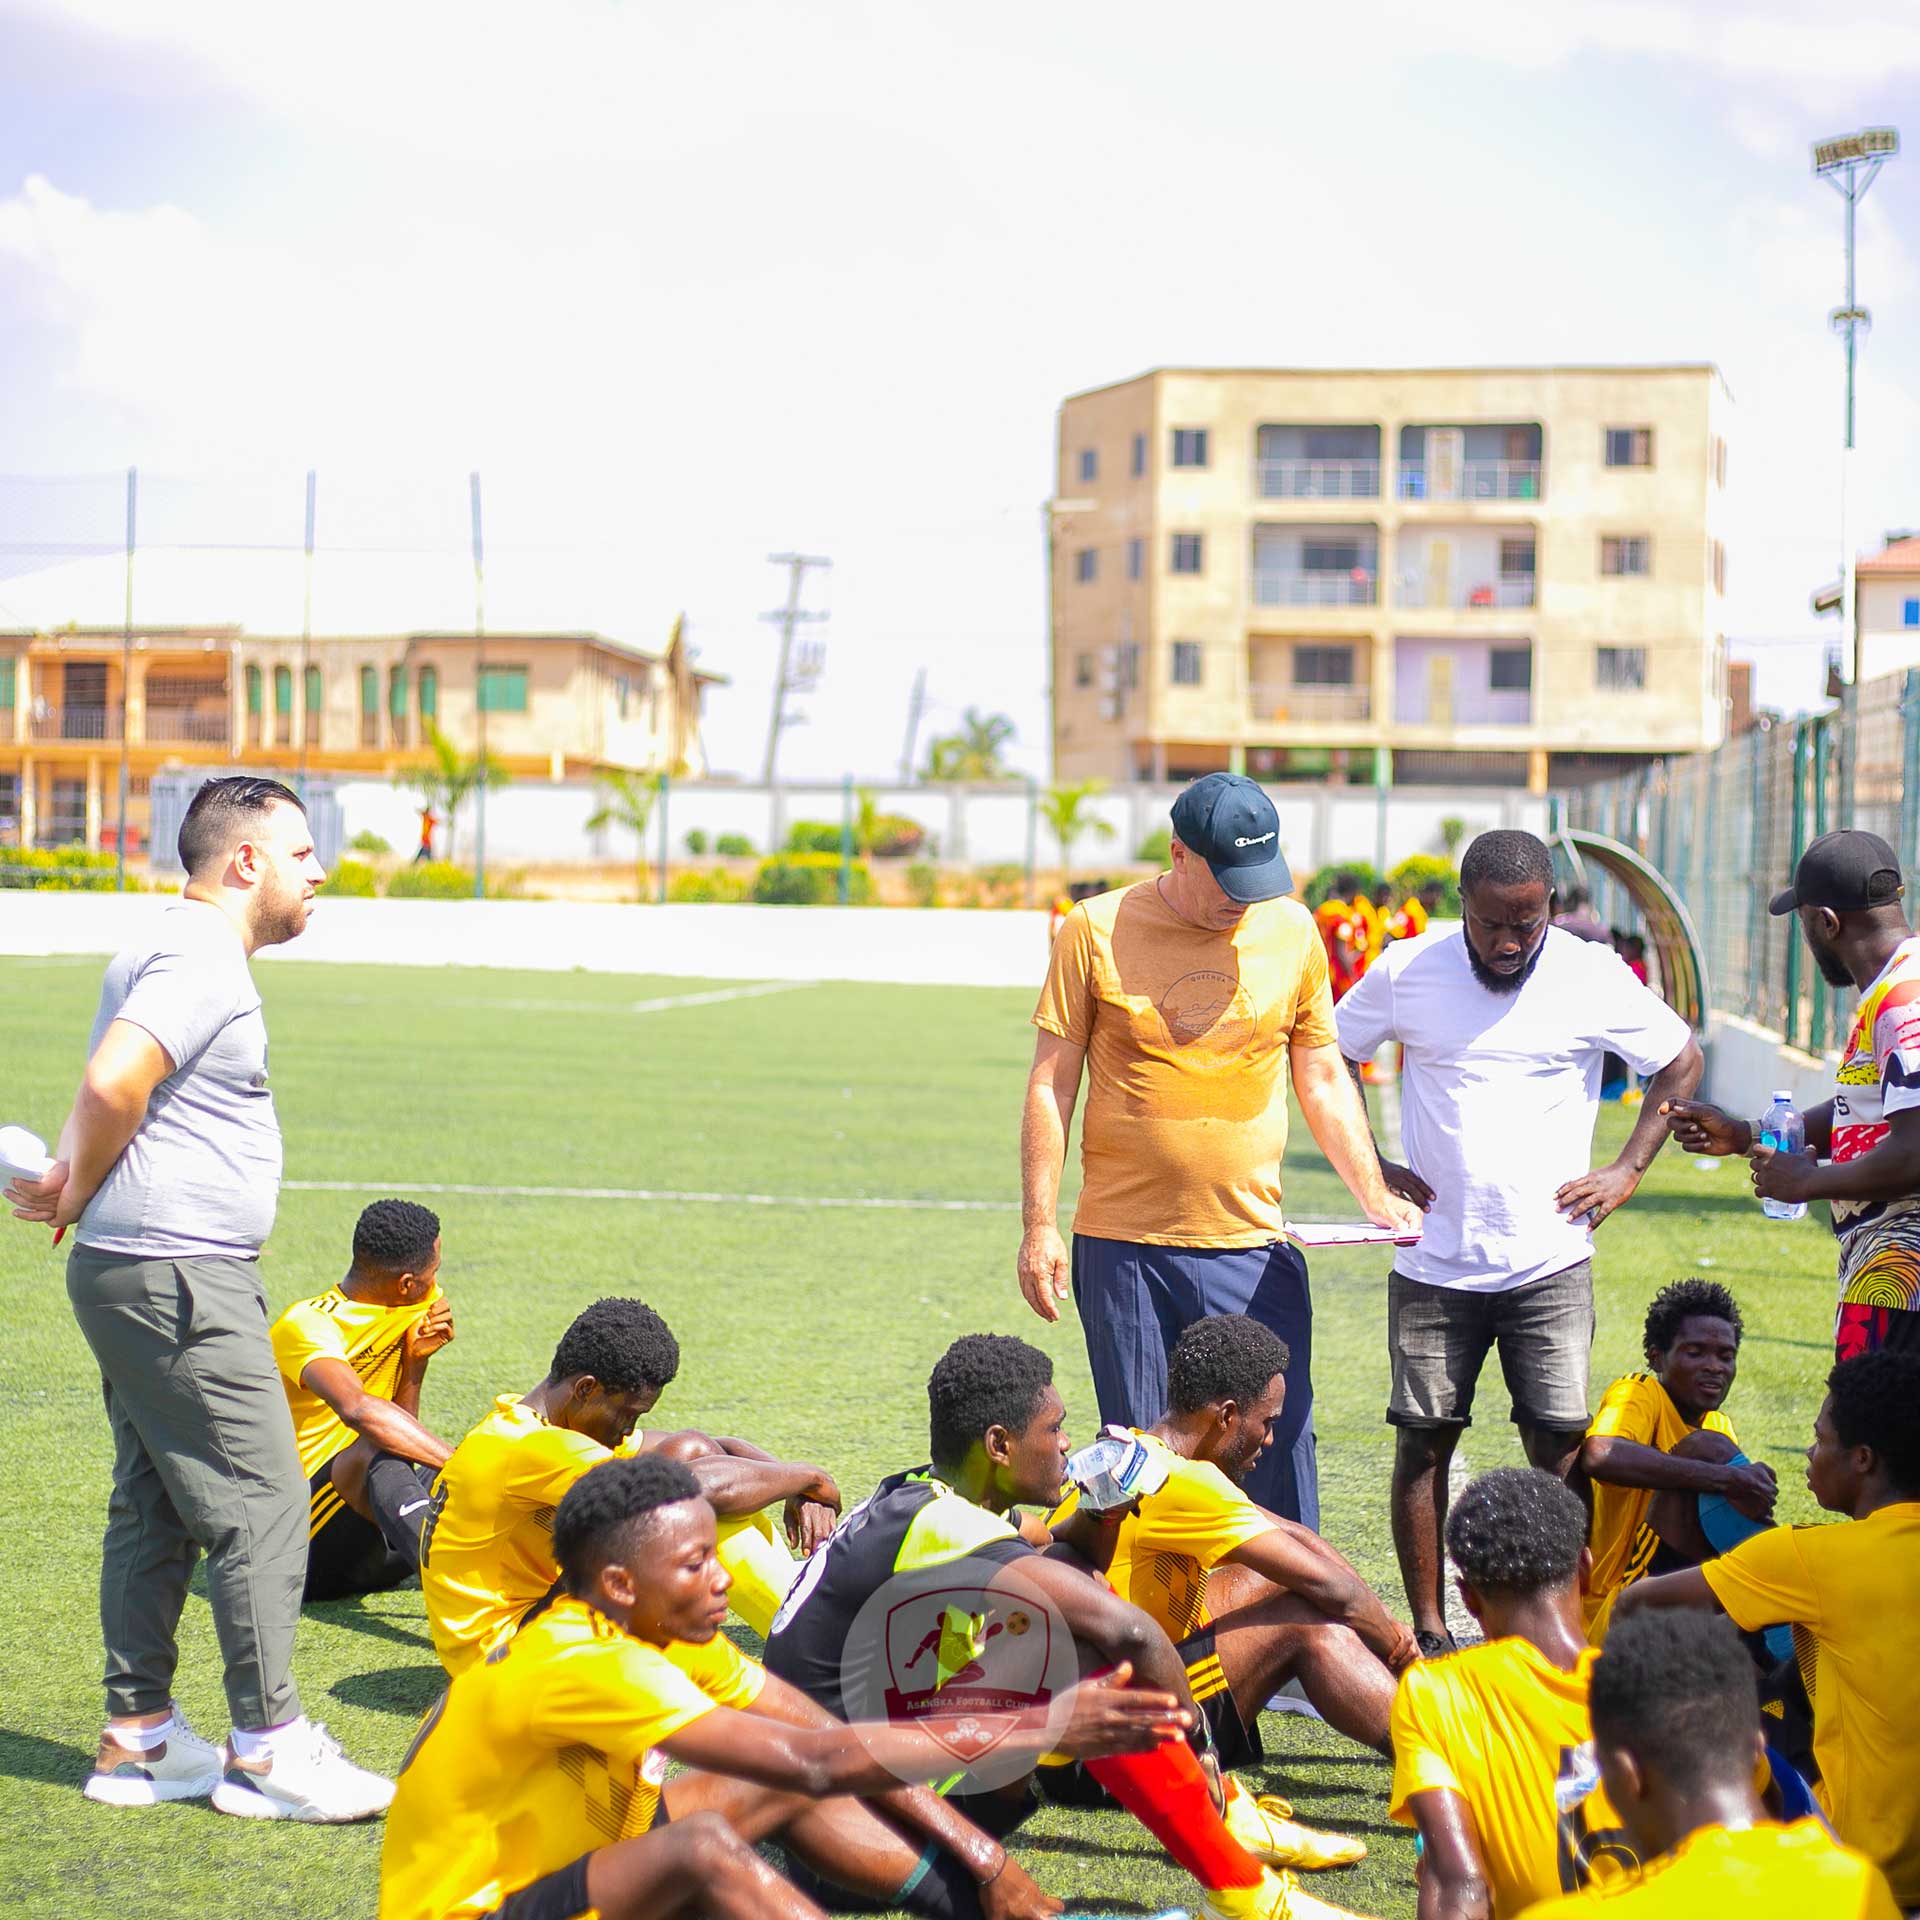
[1443,1446,1481,1647]
[285,980,815,1017]
[284,1179,1019,1213]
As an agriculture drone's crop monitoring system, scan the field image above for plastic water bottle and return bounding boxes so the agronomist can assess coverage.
[1758,1091,1807,1221]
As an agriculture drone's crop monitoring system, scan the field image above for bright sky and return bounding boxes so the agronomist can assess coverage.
[2,0,1916,780]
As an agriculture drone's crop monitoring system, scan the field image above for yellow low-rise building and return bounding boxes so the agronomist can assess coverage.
[1050,365,1731,791]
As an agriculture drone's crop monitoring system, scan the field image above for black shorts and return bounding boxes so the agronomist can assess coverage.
[305,1452,435,1603]
[1179,1621,1261,1772]
[482,1855,591,1920]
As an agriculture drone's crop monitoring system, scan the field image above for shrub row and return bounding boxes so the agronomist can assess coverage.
[0,848,134,891]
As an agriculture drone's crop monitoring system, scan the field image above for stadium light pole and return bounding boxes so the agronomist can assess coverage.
[1813,126,1899,687]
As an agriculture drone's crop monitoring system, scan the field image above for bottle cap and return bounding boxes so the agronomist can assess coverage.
[1772,1090,1793,1102]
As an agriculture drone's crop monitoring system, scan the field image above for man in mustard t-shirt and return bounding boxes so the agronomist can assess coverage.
[1616,1350,1920,1908]
[1390,1468,1637,1917]
[1019,772,1418,1528]
[1576,1279,1778,1643]
[1516,1610,1898,1919]
[421,1296,841,1674]
[270,1199,455,1603]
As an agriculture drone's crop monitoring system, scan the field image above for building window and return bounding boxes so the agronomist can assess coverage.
[1075,548,1098,584]
[1075,652,1094,688]
[418,663,438,722]
[359,665,379,746]
[1169,533,1203,575]
[1711,540,1727,593]
[0,658,13,707]
[1127,537,1143,582]
[48,777,87,846]
[478,664,529,713]
[1131,432,1146,478]
[1294,645,1354,686]
[272,665,293,746]
[1489,646,1532,692]
[388,665,409,747]
[1170,641,1203,686]
[1302,539,1362,573]
[303,666,322,746]
[245,664,264,747]
[1119,643,1140,689]
[1604,427,1654,468]
[1171,428,1209,469]
[1077,448,1098,484]
[0,771,19,843]
[1498,537,1536,577]
[1902,597,1920,627]
[1601,535,1651,577]
[1596,645,1648,691]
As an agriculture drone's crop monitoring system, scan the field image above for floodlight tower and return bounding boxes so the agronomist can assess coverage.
[1813,126,1899,686]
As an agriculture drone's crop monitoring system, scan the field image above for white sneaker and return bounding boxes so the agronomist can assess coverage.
[83,1707,222,1806]
[210,1720,394,1823]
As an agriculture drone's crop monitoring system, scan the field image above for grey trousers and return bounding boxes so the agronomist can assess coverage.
[67,1244,305,1728]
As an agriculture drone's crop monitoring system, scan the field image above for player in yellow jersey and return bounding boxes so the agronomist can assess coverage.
[1516,1609,1898,1918]
[1050,1314,1418,1870]
[421,1297,840,1674]
[270,1199,456,1602]
[382,1452,1189,1920]
[1616,1350,1920,1908]
[1574,1280,1778,1644]
[1391,1468,1638,1918]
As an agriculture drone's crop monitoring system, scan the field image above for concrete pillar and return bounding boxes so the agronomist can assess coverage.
[124,654,148,746]
[85,756,103,851]
[11,661,27,743]
[946,786,968,862]
[1527,747,1550,795]
[230,646,248,761]
[19,754,36,846]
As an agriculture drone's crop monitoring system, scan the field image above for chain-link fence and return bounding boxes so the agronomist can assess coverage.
[1556,670,1920,1056]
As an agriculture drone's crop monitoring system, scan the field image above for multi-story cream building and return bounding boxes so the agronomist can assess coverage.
[1050,365,1732,791]
[0,626,718,853]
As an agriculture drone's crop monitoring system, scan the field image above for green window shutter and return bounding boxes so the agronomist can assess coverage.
[0,659,14,706]
[360,666,378,715]
[246,665,263,714]
[389,666,407,719]
[273,667,293,716]
[304,666,322,710]
[418,665,438,719]
[478,665,528,713]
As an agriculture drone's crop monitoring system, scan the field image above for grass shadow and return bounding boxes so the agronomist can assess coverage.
[0,1727,86,1789]
[305,1599,436,1651]
[330,1666,447,1718]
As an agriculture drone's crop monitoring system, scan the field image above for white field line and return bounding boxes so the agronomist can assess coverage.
[284,1179,1018,1213]
[292,980,815,1017]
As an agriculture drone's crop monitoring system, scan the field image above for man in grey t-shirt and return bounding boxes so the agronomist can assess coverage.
[5,776,390,1824]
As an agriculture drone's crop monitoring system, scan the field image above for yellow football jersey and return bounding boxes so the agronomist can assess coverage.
[270,1283,442,1480]
[1516,1819,1900,1919]
[1582,1372,1736,1643]
[1048,1431,1272,1642]
[1703,1502,1920,1904]
[379,1597,764,1920]
[1390,1636,1637,1918]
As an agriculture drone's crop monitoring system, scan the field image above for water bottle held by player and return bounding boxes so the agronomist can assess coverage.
[1758,1091,1807,1221]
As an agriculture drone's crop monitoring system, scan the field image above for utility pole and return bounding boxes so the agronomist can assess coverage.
[114,467,135,891]
[1812,126,1899,686]
[296,469,316,798]
[898,666,928,783]
[760,552,830,787]
[470,471,488,899]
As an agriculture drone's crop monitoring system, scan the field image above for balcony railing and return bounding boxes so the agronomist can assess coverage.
[1254,459,1380,500]
[30,706,122,742]
[1251,568,1377,607]
[1398,460,1542,501]
[1248,682,1373,723]
[1394,575,1537,611]
[145,708,231,744]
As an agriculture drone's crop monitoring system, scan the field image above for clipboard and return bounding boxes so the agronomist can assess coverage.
[1281,1220,1422,1249]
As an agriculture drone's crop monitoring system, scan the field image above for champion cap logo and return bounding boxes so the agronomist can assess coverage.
[1233,832,1276,848]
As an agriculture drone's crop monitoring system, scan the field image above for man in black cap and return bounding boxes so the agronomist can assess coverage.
[1019,771,1418,1527]
[1665,828,1920,1361]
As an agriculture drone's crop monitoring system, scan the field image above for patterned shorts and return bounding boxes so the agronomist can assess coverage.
[1834,1219,1920,1362]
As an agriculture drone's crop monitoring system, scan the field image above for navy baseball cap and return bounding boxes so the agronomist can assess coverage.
[1169,773,1294,903]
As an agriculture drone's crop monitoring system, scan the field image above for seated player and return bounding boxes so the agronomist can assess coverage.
[1048,1314,1417,1862]
[421,1296,841,1674]
[270,1198,455,1602]
[1615,1350,1920,1910]
[1576,1279,1778,1643]
[380,1454,1188,1920]
[766,1332,1377,1920]
[1391,1468,1639,1918]
[1515,1610,1899,1918]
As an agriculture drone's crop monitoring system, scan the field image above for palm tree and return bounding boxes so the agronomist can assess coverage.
[401,722,509,863]
[1039,779,1115,891]
[924,708,1016,781]
[587,768,665,900]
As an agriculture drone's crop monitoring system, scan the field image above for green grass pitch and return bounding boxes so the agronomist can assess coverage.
[0,955,1842,1918]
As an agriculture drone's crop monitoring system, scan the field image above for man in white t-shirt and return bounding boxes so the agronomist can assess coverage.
[1335,830,1702,1655]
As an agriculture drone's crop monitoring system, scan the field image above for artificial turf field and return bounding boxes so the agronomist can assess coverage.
[0,953,1843,1920]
